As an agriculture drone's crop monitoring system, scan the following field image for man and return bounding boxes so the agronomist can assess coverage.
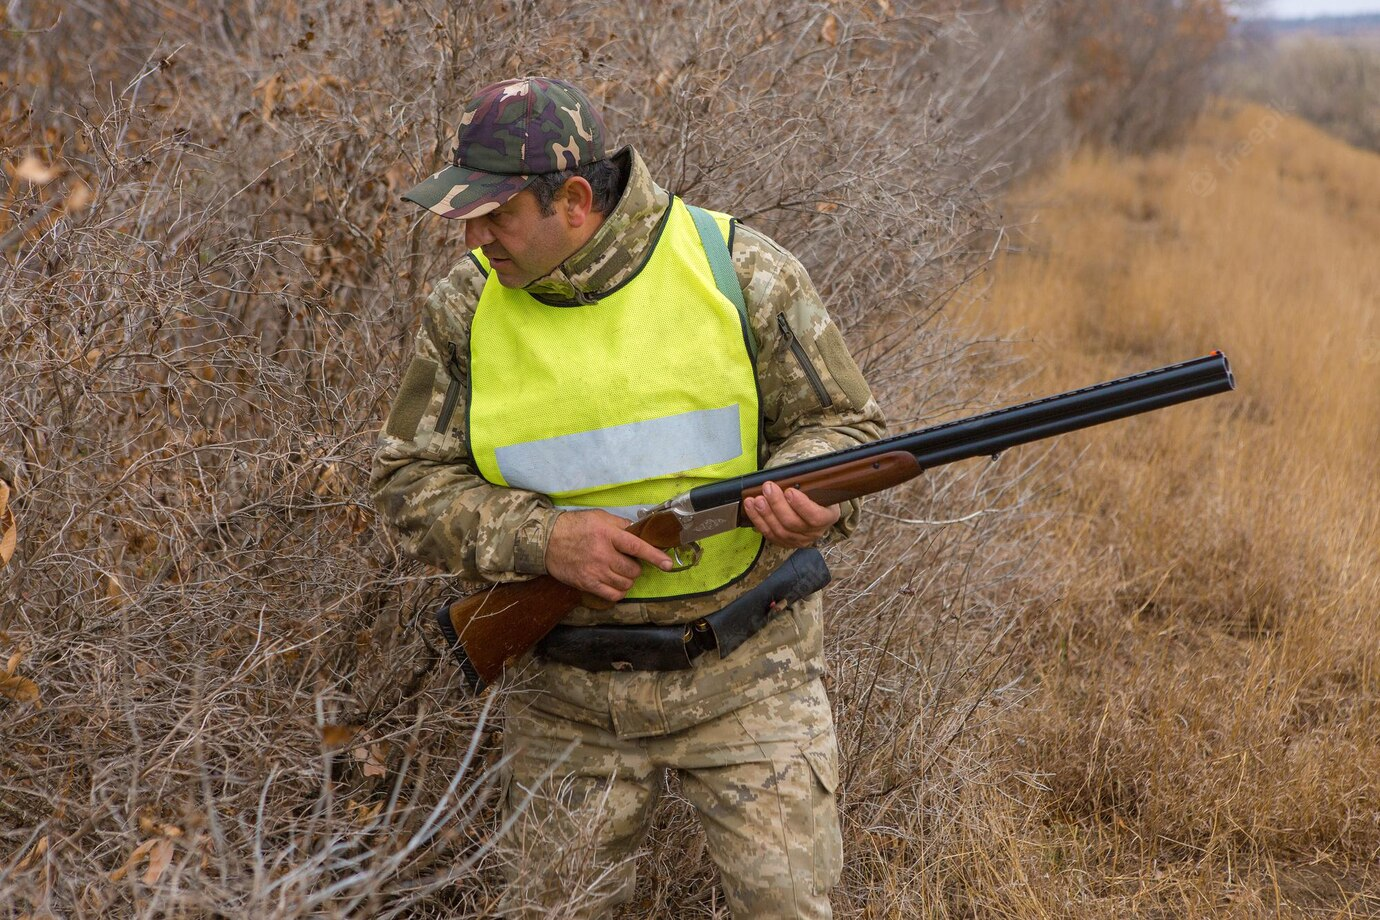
[371,77,884,918]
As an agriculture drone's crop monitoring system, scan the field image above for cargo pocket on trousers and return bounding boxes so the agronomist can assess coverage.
[801,730,842,895]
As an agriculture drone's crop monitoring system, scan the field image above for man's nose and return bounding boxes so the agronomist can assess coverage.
[464,218,492,250]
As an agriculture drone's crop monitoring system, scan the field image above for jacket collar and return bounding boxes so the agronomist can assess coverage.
[523,147,672,304]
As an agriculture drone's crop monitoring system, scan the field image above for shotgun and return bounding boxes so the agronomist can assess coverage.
[437,351,1236,690]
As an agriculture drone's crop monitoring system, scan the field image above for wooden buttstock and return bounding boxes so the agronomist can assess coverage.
[445,576,582,684]
[743,450,921,509]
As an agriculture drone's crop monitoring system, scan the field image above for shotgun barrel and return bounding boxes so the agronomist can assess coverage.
[689,351,1235,510]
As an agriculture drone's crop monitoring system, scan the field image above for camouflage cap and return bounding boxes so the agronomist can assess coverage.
[402,77,609,220]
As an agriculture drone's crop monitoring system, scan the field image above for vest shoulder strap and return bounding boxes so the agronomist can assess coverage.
[686,203,757,362]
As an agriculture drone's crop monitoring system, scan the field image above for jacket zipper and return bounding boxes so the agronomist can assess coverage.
[436,341,463,435]
[777,313,833,408]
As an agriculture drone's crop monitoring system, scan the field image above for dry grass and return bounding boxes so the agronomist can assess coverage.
[960,100,1380,917]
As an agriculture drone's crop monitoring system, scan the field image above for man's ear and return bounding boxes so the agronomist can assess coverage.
[561,176,596,229]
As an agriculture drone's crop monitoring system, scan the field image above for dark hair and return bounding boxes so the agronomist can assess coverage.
[528,155,627,217]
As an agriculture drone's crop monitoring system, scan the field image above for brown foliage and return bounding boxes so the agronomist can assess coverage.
[0,1,1034,916]
[1046,0,1235,151]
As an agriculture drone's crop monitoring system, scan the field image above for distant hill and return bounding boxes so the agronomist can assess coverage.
[1251,12,1380,37]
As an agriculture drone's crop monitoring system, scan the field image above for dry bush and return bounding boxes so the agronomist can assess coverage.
[0,0,1082,916]
[1223,34,1380,153]
[916,0,1242,170]
[915,2,1076,185]
[1043,0,1236,152]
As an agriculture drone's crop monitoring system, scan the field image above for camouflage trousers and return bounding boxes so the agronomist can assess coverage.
[499,676,842,918]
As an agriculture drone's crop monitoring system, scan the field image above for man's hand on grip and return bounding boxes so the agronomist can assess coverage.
[545,509,675,603]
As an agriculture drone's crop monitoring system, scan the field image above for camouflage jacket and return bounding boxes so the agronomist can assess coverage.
[371,149,885,732]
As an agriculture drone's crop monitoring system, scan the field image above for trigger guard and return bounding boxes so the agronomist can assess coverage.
[666,542,703,572]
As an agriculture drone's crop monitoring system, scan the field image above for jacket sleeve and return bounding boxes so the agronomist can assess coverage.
[733,223,887,541]
[369,261,561,582]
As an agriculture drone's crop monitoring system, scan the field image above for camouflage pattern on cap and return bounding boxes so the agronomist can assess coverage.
[402,77,608,220]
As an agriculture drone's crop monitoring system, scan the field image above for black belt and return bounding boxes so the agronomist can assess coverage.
[535,548,831,672]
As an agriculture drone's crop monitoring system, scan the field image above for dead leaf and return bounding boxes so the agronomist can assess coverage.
[142,838,174,885]
[14,155,61,185]
[815,201,839,213]
[313,462,342,497]
[65,179,93,213]
[0,673,40,706]
[75,348,102,372]
[138,813,183,838]
[345,504,371,535]
[821,14,840,46]
[321,724,358,748]
[255,73,283,123]
[352,742,387,777]
[105,574,128,607]
[110,838,158,882]
[15,835,48,871]
[0,479,15,568]
[348,799,384,825]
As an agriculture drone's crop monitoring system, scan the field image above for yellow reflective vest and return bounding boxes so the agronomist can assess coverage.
[467,199,763,599]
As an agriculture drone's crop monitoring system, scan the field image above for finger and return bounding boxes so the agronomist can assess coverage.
[743,492,776,536]
[590,581,625,603]
[744,493,796,547]
[609,554,643,581]
[598,576,632,604]
[783,487,840,530]
[604,572,635,595]
[760,481,810,531]
[611,530,675,571]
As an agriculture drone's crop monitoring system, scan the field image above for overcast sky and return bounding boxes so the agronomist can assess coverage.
[1269,0,1380,16]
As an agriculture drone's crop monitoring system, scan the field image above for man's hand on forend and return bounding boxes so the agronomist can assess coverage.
[743,480,841,548]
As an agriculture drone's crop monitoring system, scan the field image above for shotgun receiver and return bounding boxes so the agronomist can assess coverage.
[437,352,1236,690]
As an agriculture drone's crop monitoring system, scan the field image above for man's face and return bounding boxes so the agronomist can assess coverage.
[463,188,575,289]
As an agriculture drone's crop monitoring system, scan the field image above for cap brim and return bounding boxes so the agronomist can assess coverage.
[401,164,533,220]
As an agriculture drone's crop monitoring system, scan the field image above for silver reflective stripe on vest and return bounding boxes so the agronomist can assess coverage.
[495,405,743,494]
[554,503,653,522]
